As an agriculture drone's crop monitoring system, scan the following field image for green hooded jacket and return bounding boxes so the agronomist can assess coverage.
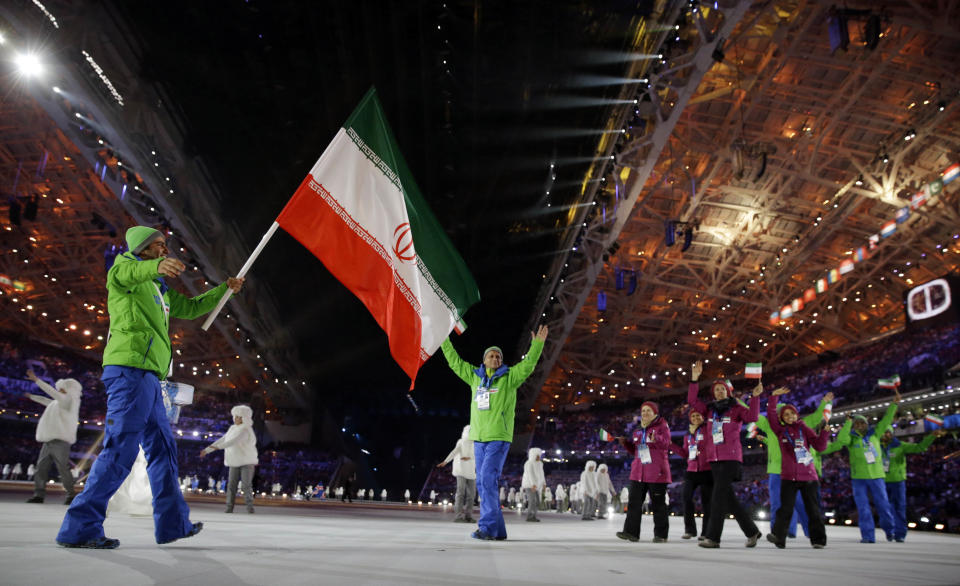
[756,397,830,475]
[102,251,229,378]
[826,403,898,480]
[882,433,937,483]
[440,337,544,442]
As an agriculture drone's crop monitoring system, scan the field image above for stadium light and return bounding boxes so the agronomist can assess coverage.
[14,53,44,77]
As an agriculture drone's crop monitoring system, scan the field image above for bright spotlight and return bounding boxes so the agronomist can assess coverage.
[15,53,44,77]
[52,86,61,93]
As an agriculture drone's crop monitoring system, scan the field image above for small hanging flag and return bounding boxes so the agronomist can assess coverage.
[598,291,607,312]
[895,207,910,224]
[746,422,759,439]
[868,234,880,250]
[599,428,614,442]
[877,375,901,389]
[823,401,833,421]
[828,268,840,284]
[816,278,827,294]
[744,362,763,379]
[769,311,780,325]
[780,305,793,319]
[839,259,855,275]
[880,220,897,238]
[803,288,816,303]
[942,163,960,184]
[925,413,944,427]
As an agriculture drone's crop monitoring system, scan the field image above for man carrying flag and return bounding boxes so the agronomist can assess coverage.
[441,325,548,541]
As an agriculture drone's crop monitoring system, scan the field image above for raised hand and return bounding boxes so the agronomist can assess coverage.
[771,387,790,397]
[751,381,764,397]
[823,391,834,403]
[533,325,549,342]
[691,360,702,381]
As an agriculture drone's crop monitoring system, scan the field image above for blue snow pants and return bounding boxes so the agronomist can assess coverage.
[57,366,193,544]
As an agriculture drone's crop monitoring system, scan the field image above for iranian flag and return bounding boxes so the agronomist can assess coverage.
[599,428,614,442]
[925,413,944,427]
[275,88,480,387]
[744,362,762,379]
[878,375,901,389]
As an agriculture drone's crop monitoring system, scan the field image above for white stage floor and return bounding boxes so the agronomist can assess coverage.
[1,493,957,586]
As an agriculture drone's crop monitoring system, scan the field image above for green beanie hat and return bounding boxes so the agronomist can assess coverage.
[482,346,503,361]
[852,414,868,424]
[125,226,162,255]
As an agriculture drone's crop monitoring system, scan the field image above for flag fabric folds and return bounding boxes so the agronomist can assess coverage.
[877,375,901,389]
[744,362,762,379]
[275,88,480,387]
[599,428,614,442]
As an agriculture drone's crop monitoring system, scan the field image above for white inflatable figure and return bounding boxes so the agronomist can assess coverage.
[107,447,152,516]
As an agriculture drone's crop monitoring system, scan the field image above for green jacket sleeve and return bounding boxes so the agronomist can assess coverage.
[899,433,937,455]
[440,338,476,387]
[803,398,829,427]
[503,339,545,389]
[168,282,231,320]
[109,256,163,289]
[820,438,845,455]
[876,403,898,437]
[836,417,853,444]
[755,414,772,436]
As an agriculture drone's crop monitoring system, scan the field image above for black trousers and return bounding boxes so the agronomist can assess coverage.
[704,460,759,542]
[682,470,713,536]
[622,480,668,539]
[772,479,826,546]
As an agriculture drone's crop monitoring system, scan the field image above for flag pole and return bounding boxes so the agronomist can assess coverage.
[201,221,280,331]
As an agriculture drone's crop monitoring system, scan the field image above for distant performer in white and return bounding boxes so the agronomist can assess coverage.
[24,369,82,505]
[437,424,476,523]
[201,405,258,513]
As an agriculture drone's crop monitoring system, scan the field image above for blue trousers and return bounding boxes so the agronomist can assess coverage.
[474,440,510,539]
[851,477,894,541]
[57,366,193,544]
[885,480,907,540]
[768,473,808,537]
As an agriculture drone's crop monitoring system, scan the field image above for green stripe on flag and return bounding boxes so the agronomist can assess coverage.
[344,88,480,323]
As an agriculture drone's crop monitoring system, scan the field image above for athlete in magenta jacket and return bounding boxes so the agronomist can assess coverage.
[764,389,829,549]
[617,401,672,543]
[688,360,764,548]
[669,409,713,539]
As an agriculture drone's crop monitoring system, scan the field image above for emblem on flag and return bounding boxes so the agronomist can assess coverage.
[744,362,762,379]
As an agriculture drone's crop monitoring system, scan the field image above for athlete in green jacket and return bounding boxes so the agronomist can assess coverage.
[881,428,944,541]
[102,246,233,378]
[824,393,900,542]
[755,393,832,537]
[440,325,547,541]
[58,226,243,549]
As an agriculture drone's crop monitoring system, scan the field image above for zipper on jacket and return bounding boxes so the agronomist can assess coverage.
[142,336,154,365]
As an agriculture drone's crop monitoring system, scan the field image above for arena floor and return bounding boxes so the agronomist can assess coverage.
[0,488,957,586]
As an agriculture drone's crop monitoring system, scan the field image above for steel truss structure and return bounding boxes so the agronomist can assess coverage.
[0,2,310,413]
[516,0,960,431]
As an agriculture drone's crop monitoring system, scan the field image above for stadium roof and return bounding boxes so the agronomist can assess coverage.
[1,1,959,435]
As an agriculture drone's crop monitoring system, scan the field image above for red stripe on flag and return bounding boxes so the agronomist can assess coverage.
[276,174,425,385]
